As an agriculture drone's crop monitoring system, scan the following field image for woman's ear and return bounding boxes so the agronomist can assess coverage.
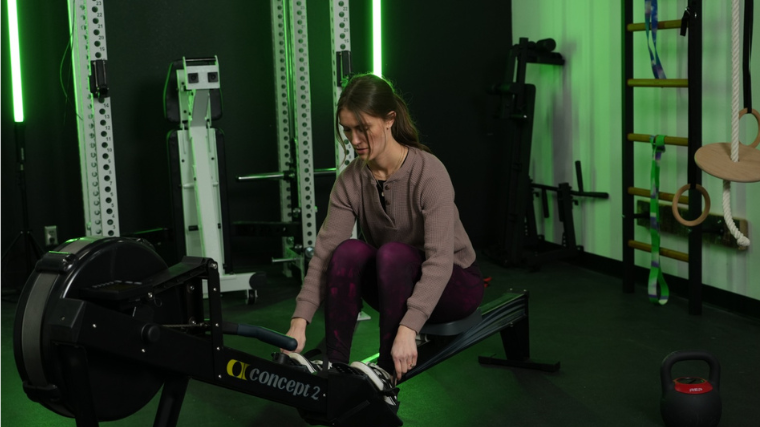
[386,111,397,128]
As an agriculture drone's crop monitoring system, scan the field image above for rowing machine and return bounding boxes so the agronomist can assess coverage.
[13,236,401,427]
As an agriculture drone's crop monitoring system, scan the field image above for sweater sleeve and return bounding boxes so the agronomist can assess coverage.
[292,170,357,323]
[400,160,456,332]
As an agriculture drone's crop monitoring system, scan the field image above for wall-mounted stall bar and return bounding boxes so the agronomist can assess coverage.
[621,0,704,314]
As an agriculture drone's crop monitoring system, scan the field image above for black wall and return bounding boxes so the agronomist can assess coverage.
[381,0,513,248]
[2,0,83,288]
[2,0,511,288]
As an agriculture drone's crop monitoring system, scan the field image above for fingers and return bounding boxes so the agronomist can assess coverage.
[286,318,308,354]
[392,355,418,381]
[281,338,304,354]
[391,328,419,381]
[291,338,304,354]
[406,356,417,375]
[394,359,404,382]
[282,326,306,354]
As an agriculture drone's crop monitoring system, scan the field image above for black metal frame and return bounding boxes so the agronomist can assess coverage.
[478,293,558,373]
[485,38,608,269]
[529,162,609,268]
[686,0,704,315]
[1,123,44,295]
[486,38,544,267]
[621,1,636,293]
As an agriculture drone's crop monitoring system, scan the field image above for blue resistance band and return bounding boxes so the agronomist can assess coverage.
[645,0,667,79]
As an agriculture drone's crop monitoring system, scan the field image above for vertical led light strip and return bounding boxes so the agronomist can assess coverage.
[7,0,24,122]
[373,0,382,76]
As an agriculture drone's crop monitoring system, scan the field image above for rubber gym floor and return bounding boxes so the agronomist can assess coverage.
[2,253,759,427]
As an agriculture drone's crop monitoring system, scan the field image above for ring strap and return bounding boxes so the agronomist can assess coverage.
[649,135,670,305]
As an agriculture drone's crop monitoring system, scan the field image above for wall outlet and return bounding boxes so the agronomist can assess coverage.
[44,225,58,247]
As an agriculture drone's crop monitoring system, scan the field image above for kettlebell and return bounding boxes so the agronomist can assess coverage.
[660,350,721,427]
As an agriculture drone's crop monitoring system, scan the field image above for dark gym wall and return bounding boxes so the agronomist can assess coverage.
[380,0,513,248]
[2,0,82,287]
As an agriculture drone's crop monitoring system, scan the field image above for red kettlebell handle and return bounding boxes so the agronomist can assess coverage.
[661,350,721,395]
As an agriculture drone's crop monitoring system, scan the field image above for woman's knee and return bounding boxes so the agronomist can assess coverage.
[376,242,421,267]
[329,239,375,271]
[375,242,423,292]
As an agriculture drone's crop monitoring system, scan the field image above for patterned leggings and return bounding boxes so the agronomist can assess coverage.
[324,239,484,372]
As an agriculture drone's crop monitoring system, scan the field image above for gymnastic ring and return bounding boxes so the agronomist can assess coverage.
[738,108,760,148]
[671,184,711,227]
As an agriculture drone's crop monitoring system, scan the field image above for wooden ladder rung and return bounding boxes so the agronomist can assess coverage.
[627,133,689,146]
[627,187,688,204]
[628,79,688,87]
[626,20,683,32]
[628,240,689,262]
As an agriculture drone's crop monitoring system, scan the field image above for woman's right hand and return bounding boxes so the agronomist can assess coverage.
[282,317,308,354]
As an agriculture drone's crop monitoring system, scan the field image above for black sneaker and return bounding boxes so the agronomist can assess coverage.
[312,359,332,371]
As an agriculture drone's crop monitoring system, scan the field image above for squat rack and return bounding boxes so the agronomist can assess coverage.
[235,0,356,277]
[66,0,354,289]
[66,0,120,239]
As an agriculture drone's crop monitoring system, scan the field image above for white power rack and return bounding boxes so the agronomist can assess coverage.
[67,0,120,239]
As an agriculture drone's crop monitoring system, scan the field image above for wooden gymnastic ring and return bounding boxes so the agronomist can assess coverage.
[739,108,760,148]
[671,184,711,227]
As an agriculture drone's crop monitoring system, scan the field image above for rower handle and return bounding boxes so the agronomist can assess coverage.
[222,322,297,351]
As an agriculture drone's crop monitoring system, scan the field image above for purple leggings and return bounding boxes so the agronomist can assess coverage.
[324,239,484,372]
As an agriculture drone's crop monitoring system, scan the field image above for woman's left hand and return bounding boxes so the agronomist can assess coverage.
[391,325,418,382]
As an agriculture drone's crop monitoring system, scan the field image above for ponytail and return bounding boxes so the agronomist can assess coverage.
[391,93,431,153]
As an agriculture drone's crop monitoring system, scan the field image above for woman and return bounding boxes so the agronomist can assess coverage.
[284,73,483,391]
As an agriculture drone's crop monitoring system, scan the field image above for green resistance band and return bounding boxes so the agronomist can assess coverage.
[649,135,669,305]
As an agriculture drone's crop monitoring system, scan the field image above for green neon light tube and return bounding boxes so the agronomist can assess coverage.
[7,0,24,122]
[361,352,379,364]
[373,0,382,76]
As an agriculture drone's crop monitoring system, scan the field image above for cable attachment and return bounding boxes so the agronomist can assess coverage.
[89,59,109,100]
[680,6,692,36]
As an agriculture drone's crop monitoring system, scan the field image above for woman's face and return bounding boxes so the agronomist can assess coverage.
[338,109,394,162]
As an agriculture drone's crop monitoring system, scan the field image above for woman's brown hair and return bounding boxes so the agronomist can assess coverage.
[336,74,431,157]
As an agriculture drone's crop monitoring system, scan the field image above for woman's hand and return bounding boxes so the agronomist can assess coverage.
[283,317,307,354]
[391,325,418,382]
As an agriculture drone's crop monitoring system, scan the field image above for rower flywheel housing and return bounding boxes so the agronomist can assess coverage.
[13,237,171,421]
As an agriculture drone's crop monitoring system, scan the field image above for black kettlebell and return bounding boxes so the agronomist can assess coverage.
[660,350,721,427]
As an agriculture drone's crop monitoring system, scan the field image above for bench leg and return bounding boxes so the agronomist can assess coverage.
[478,317,560,373]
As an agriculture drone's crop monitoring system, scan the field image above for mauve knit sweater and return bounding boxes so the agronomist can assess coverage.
[292,146,477,333]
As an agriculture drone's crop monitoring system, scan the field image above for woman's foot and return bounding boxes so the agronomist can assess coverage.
[287,352,321,373]
[287,352,332,373]
[349,361,399,408]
